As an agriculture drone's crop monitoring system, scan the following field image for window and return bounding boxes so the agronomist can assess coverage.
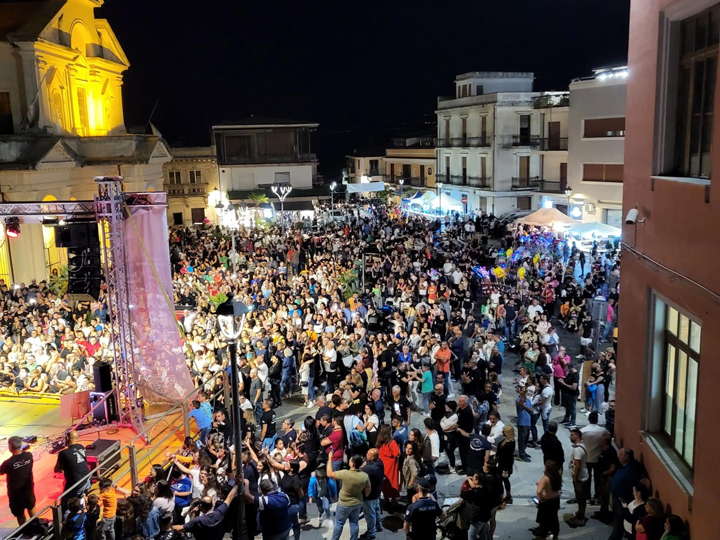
[476,85,484,95]
[224,135,253,160]
[516,196,532,210]
[675,4,719,177]
[191,208,206,224]
[658,300,700,468]
[168,171,182,184]
[582,163,624,182]
[76,87,88,134]
[0,92,12,134]
[584,117,626,138]
[172,212,183,226]
[189,170,202,184]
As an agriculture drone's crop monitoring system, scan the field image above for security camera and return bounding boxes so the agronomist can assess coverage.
[625,208,639,224]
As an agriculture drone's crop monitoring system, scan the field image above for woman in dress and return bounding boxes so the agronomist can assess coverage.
[532,460,562,540]
[376,425,401,506]
[496,425,516,504]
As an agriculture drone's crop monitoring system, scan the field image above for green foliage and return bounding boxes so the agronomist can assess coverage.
[249,191,269,204]
[293,222,305,231]
[47,265,68,297]
[208,292,228,308]
[336,268,360,301]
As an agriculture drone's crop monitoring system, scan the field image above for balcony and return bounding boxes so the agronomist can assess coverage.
[436,174,448,184]
[165,183,209,196]
[398,177,427,187]
[537,137,568,151]
[468,176,491,188]
[512,135,540,147]
[451,137,466,147]
[437,138,451,148]
[468,136,491,147]
[511,176,540,190]
[537,179,568,193]
[450,175,466,186]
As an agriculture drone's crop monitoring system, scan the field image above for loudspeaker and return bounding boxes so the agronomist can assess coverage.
[55,222,96,249]
[93,362,113,393]
[89,391,118,424]
[60,222,102,302]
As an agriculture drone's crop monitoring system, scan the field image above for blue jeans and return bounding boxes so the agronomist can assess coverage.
[281,374,293,397]
[440,371,451,395]
[254,401,263,424]
[468,521,489,540]
[530,412,540,443]
[307,375,316,401]
[262,434,278,451]
[601,322,614,341]
[541,407,552,435]
[362,498,381,538]
[505,319,517,341]
[288,503,301,540]
[199,427,211,444]
[316,496,331,519]
[331,503,362,540]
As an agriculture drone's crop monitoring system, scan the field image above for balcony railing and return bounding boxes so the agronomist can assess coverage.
[537,179,568,193]
[532,93,570,109]
[511,176,540,190]
[537,137,568,151]
[468,136,491,147]
[511,135,540,147]
[468,176,492,188]
[450,174,466,186]
[436,174,448,184]
[165,182,209,196]
[451,137,466,147]
[398,176,427,187]
[437,138,451,148]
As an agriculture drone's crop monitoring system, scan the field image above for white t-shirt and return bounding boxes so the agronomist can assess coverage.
[571,443,589,482]
[428,431,440,460]
[581,423,610,463]
[366,414,379,432]
[541,386,554,413]
[528,304,544,319]
[324,348,337,372]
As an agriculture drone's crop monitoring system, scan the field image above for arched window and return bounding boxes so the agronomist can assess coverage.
[52,91,65,132]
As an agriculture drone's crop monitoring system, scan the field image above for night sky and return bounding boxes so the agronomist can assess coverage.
[99,0,631,176]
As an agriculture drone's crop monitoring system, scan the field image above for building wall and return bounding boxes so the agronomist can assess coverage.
[568,79,626,222]
[163,146,218,226]
[617,0,720,536]
[218,163,315,191]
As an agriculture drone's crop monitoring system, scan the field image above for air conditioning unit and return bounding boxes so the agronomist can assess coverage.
[584,203,596,215]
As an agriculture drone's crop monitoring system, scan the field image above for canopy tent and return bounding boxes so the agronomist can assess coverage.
[566,221,621,238]
[429,193,464,211]
[402,190,424,201]
[517,207,580,226]
[346,182,386,193]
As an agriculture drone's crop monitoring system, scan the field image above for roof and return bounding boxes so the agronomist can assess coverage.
[0,0,65,42]
[213,116,319,129]
[456,71,534,81]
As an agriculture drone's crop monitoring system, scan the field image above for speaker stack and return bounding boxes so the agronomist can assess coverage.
[90,362,118,424]
[55,221,102,303]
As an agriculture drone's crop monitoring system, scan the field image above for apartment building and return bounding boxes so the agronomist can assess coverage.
[616,1,720,537]
[435,72,542,216]
[163,146,219,226]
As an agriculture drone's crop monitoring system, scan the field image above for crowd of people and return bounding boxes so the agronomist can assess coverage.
[0,201,690,540]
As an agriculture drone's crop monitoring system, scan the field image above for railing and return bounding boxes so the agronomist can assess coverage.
[435,174,448,184]
[451,137,466,147]
[450,175,466,186]
[437,138,451,148]
[468,176,492,188]
[511,176,540,190]
[165,182,209,196]
[511,135,540,147]
[3,382,227,540]
[537,180,568,193]
[537,137,568,151]
[468,136,491,147]
[532,93,570,109]
[408,177,426,187]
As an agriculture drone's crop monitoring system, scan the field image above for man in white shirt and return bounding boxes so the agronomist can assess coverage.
[484,410,506,454]
[323,341,338,392]
[527,299,544,320]
[569,429,590,526]
[580,411,610,504]
[538,376,554,435]
[451,268,463,286]
[424,418,441,474]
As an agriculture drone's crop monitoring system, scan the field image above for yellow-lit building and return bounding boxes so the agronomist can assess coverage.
[163,146,219,226]
[0,0,171,283]
[384,136,437,191]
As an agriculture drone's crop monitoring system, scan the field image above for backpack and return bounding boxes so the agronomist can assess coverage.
[349,427,367,447]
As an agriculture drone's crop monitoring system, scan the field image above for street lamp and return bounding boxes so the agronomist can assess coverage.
[217,297,253,540]
[564,187,573,214]
[436,181,444,216]
[271,184,292,233]
[330,181,337,211]
[223,205,240,275]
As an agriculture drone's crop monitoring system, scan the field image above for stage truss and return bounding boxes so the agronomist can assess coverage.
[0,179,168,437]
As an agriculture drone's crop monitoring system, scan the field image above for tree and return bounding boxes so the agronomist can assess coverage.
[248,191,269,222]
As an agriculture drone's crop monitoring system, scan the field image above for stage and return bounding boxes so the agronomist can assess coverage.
[0,398,189,537]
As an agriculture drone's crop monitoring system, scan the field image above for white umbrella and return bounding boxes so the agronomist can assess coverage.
[516,207,580,226]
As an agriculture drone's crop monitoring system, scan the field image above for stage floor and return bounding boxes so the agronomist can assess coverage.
[0,399,188,536]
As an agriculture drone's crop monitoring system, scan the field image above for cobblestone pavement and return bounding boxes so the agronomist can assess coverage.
[271,322,613,540]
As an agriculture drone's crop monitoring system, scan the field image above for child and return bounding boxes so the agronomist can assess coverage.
[98,478,118,540]
[169,468,192,524]
[307,468,337,525]
[63,497,86,540]
[85,493,100,540]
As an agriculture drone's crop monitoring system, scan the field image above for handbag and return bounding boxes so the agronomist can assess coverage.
[300,381,309,387]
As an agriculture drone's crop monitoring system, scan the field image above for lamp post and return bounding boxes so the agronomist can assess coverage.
[271,184,292,233]
[398,178,404,199]
[225,204,239,276]
[217,298,252,540]
[564,187,573,215]
[436,181,444,216]
[330,181,336,211]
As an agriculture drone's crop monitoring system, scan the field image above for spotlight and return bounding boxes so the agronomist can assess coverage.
[5,217,20,238]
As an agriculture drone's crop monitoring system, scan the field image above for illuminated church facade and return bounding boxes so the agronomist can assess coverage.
[0,0,171,283]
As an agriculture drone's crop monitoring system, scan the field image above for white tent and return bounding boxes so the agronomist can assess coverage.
[429,193,464,211]
[517,207,580,226]
[567,221,621,238]
[346,182,385,193]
